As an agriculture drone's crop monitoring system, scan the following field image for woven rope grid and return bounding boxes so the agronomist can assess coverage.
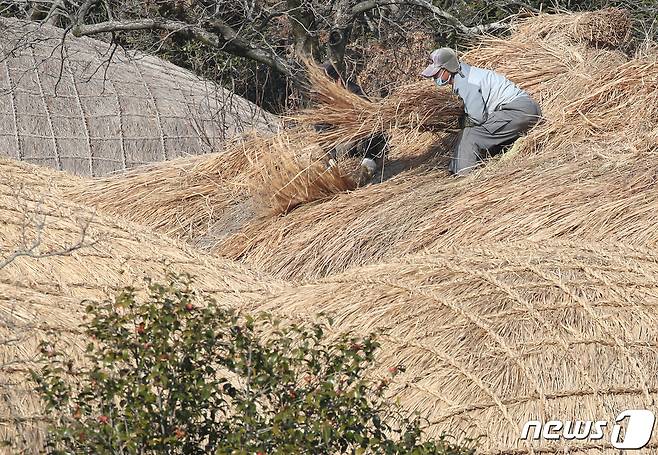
[245,244,658,453]
[0,18,276,176]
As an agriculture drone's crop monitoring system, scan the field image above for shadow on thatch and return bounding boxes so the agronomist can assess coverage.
[0,17,277,177]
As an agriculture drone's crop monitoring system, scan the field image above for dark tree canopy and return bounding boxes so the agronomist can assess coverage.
[1,0,656,111]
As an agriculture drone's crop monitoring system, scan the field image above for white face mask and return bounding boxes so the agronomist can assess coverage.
[434,68,450,87]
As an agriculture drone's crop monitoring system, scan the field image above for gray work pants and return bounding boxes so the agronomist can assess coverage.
[449,96,542,175]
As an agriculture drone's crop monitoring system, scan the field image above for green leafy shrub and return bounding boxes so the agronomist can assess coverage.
[33,275,475,454]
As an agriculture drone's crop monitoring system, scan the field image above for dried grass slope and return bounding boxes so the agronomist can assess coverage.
[246,240,658,454]
[7,155,658,454]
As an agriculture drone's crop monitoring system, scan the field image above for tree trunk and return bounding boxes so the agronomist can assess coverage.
[287,0,319,59]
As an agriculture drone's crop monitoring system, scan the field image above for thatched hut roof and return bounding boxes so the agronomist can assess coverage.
[4,10,656,453]
[5,154,658,454]
[0,17,276,177]
[247,240,658,453]
[0,157,281,451]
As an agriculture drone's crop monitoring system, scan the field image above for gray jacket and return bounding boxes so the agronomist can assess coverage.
[453,63,527,125]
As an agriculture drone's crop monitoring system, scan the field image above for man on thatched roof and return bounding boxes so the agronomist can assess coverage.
[320,62,388,185]
[421,48,542,175]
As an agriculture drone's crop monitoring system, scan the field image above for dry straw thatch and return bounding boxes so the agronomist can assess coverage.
[0,17,276,177]
[66,127,360,241]
[246,240,658,454]
[10,152,658,455]
[293,63,462,150]
[358,8,632,95]
[515,7,633,49]
[0,157,282,452]
[213,9,658,281]
[65,140,254,240]
[66,61,455,240]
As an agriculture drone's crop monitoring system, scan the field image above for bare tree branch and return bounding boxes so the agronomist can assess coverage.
[0,215,96,270]
[328,0,355,73]
[350,0,512,35]
[0,0,548,112]
[71,17,296,78]
[286,0,319,58]
[74,0,100,26]
[0,188,98,271]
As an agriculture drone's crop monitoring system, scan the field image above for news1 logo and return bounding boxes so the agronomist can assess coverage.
[520,410,655,449]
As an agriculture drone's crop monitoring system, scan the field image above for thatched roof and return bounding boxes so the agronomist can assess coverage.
[246,240,658,454]
[4,9,658,454]
[7,152,658,454]
[0,17,276,177]
[55,11,653,282]
[0,157,282,451]
[211,10,658,281]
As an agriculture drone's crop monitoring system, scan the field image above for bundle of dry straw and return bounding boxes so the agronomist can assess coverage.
[515,7,632,48]
[294,63,463,149]
[245,130,358,215]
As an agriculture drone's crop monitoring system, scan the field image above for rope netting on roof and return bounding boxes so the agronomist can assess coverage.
[0,17,276,177]
[6,155,658,454]
[246,240,658,454]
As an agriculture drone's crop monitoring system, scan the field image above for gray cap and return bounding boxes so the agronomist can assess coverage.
[421,48,460,77]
